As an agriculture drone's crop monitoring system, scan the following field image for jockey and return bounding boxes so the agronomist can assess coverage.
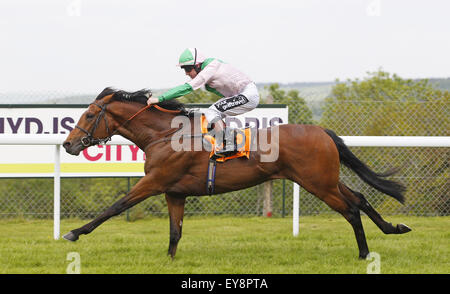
[147,48,260,157]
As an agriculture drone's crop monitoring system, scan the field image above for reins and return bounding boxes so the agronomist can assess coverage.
[123,104,182,124]
[154,104,185,114]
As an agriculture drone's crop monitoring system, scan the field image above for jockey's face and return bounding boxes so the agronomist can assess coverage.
[183,66,198,79]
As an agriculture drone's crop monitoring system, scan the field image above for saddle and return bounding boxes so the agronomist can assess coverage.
[198,114,253,195]
[200,115,252,163]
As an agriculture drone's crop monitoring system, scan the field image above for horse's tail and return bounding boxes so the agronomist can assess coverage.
[324,129,406,204]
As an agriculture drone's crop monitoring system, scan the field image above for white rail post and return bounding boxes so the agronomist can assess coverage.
[54,144,61,240]
[293,183,300,236]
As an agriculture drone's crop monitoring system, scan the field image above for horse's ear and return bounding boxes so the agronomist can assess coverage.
[102,93,115,104]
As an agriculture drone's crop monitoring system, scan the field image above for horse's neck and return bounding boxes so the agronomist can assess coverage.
[116,106,176,150]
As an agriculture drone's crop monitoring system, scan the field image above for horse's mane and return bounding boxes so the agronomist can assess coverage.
[96,87,188,114]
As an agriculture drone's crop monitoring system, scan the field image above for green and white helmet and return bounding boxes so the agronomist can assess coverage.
[178,48,206,67]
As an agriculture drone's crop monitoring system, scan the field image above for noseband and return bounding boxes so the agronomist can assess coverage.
[75,102,112,147]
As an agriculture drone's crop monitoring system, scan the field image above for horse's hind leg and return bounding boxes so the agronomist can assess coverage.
[291,173,370,258]
[165,194,186,259]
[285,156,369,256]
[312,187,370,259]
[338,183,411,234]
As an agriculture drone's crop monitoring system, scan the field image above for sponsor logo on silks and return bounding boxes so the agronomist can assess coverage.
[214,95,249,112]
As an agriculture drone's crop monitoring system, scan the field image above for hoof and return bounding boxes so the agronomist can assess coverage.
[167,250,176,260]
[63,231,79,242]
[359,252,370,260]
[396,223,412,234]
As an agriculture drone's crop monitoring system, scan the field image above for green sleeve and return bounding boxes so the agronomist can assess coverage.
[158,83,193,102]
[205,84,224,98]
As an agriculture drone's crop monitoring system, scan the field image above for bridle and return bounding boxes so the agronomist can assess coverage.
[75,101,182,148]
[75,102,112,147]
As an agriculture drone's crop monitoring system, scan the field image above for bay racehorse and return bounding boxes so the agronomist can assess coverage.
[62,87,411,259]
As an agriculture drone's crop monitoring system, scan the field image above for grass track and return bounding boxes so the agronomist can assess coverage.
[0,215,448,274]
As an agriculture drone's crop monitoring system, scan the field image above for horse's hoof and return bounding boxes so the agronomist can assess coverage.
[63,231,79,242]
[396,223,412,234]
[359,252,370,260]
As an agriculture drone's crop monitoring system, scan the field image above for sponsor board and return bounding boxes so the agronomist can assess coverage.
[0,105,288,177]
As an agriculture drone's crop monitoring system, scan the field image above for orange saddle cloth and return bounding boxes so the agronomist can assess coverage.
[201,115,252,163]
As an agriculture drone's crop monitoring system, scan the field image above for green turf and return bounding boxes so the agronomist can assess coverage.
[0,215,448,274]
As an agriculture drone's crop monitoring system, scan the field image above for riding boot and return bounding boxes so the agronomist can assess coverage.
[213,128,236,158]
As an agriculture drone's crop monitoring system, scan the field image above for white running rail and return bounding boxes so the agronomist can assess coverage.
[0,135,449,239]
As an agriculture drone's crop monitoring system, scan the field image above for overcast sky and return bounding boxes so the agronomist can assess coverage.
[1,0,449,93]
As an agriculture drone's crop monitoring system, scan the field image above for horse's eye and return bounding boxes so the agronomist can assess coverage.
[86,113,95,119]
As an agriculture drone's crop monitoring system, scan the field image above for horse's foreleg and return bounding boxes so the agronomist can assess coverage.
[63,175,161,242]
[165,194,186,259]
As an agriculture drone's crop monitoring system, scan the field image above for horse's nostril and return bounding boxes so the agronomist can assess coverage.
[63,141,71,149]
